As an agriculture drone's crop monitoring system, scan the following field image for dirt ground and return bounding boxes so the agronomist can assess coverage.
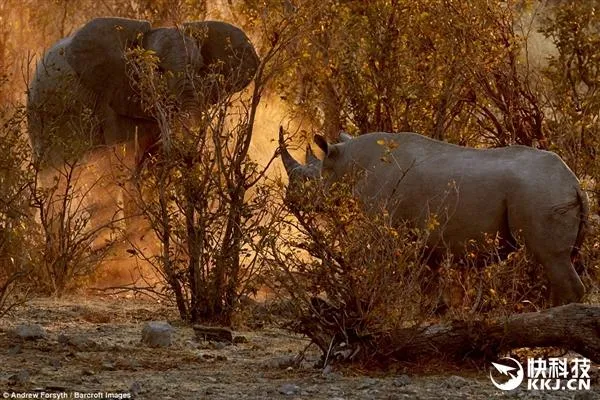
[0,296,597,399]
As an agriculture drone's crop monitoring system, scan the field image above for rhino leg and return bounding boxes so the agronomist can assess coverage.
[519,228,584,305]
[508,202,585,306]
[536,251,585,306]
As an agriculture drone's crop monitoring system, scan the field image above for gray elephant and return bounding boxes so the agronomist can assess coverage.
[27,17,260,166]
[280,129,588,306]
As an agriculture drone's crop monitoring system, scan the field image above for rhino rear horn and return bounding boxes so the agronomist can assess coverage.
[305,145,320,167]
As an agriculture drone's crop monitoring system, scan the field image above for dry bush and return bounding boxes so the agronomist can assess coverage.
[30,158,123,295]
[263,173,586,366]
[263,177,438,364]
[114,28,290,324]
[0,93,37,316]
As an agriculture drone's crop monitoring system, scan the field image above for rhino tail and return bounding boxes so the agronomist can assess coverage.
[571,184,589,261]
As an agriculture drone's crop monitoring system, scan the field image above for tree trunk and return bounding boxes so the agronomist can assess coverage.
[302,302,600,365]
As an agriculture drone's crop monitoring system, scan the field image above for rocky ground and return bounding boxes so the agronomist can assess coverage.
[0,296,598,399]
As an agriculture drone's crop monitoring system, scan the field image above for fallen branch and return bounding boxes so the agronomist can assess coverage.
[299,301,600,365]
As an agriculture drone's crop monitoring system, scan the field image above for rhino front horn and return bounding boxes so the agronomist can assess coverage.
[279,126,312,181]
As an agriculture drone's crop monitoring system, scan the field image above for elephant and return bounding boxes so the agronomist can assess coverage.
[279,129,588,306]
[27,17,260,166]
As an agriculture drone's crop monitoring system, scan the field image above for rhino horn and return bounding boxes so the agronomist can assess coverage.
[305,145,320,168]
[279,126,315,180]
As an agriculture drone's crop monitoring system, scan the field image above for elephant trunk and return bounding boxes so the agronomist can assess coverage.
[143,28,201,111]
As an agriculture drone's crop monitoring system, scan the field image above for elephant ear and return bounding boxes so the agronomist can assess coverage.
[66,17,152,115]
[183,21,259,94]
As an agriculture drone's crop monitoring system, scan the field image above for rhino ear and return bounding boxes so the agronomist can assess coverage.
[315,134,339,159]
[314,134,328,153]
[66,18,151,107]
[339,131,353,142]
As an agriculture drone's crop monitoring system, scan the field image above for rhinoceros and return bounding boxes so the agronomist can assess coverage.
[279,129,588,306]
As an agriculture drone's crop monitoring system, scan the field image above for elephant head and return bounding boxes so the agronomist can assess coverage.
[28,17,260,167]
[65,17,259,120]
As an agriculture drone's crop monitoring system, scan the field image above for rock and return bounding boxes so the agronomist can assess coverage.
[141,321,173,348]
[322,365,333,375]
[12,324,46,340]
[101,362,116,371]
[7,370,30,386]
[233,335,248,344]
[443,375,470,389]
[57,333,69,344]
[278,383,300,395]
[82,369,95,376]
[129,381,142,396]
[322,365,343,381]
[263,356,297,369]
[393,374,411,387]
[357,378,378,389]
[7,345,22,355]
[193,325,233,343]
[211,341,228,350]
[58,333,98,350]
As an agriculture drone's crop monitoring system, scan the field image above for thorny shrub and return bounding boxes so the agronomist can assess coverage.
[0,99,37,315]
[263,172,574,366]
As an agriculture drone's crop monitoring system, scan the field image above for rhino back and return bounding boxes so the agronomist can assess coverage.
[338,133,580,252]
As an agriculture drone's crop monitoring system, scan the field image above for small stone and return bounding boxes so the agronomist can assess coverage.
[233,335,248,344]
[393,374,411,387]
[207,377,218,383]
[358,378,377,389]
[7,345,22,355]
[443,375,470,389]
[82,369,95,376]
[278,383,300,395]
[62,334,98,350]
[129,381,142,396]
[57,334,69,344]
[44,385,67,391]
[212,341,227,350]
[264,356,297,369]
[141,321,173,348]
[101,362,116,371]
[193,325,233,343]
[305,385,319,394]
[12,324,46,340]
[8,370,29,386]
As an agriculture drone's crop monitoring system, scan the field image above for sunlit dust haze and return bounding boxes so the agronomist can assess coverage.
[0,1,317,289]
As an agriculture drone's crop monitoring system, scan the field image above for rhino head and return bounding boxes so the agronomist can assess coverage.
[279,127,353,185]
[278,126,322,183]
